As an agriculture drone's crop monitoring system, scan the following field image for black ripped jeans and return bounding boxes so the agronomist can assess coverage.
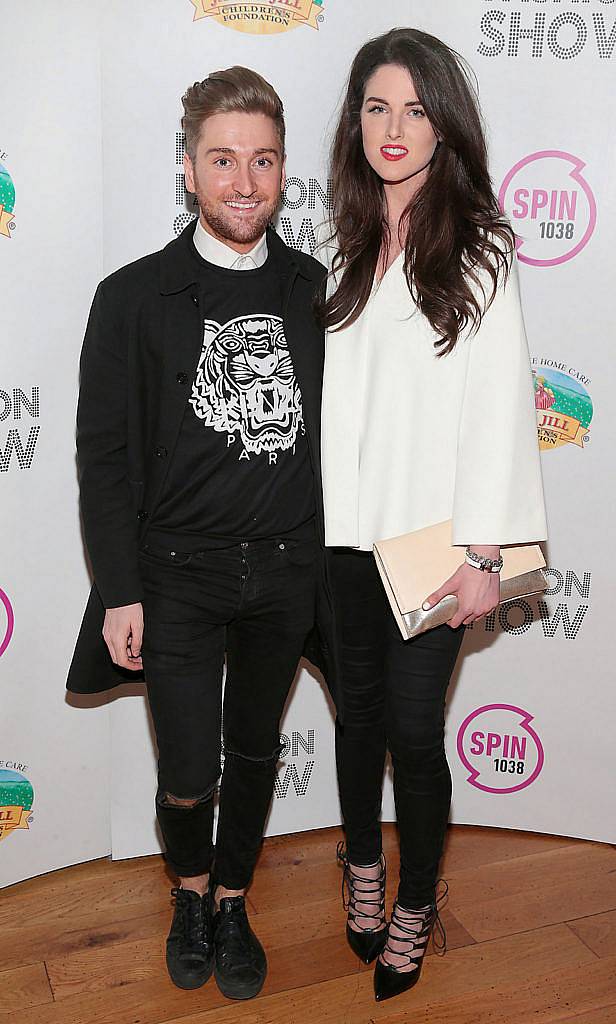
[329,548,465,909]
[139,531,317,889]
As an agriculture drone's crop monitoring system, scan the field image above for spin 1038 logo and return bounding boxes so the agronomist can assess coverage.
[0,587,14,658]
[457,704,545,794]
[499,151,596,267]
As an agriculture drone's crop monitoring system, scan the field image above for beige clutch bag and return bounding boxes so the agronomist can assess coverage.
[373,519,547,639]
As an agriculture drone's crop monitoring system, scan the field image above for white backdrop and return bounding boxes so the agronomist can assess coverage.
[1,3,110,887]
[2,0,614,887]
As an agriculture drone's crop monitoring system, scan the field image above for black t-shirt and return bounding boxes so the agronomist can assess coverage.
[152,247,315,547]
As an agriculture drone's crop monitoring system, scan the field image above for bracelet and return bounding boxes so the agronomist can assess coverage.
[465,548,503,573]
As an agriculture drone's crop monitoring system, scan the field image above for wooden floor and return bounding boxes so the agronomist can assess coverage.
[2,824,616,1024]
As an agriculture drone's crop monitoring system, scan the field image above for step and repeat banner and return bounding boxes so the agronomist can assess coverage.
[420,0,615,841]
[2,0,614,886]
[1,4,111,888]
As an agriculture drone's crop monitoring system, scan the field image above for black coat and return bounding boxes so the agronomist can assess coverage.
[66,223,336,701]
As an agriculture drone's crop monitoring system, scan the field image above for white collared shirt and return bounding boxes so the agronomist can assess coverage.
[193,218,268,270]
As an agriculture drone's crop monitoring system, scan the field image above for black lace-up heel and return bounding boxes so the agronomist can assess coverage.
[373,879,448,1002]
[336,841,387,964]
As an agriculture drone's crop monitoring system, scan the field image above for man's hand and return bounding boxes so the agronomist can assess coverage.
[423,563,500,630]
[102,603,144,670]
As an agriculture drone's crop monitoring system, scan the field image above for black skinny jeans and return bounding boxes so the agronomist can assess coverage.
[139,532,317,889]
[329,548,465,909]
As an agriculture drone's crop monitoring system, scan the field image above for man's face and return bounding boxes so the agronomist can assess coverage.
[184,110,285,253]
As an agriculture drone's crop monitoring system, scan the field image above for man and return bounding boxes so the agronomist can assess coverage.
[67,67,329,1000]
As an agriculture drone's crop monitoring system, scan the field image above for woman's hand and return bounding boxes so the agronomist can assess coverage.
[423,563,500,629]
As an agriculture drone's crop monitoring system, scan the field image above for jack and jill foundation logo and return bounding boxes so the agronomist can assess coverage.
[0,767,33,842]
[532,358,592,452]
[0,587,14,658]
[457,705,545,794]
[499,151,596,267]
[189,0,324,34]
[0,160,16,239]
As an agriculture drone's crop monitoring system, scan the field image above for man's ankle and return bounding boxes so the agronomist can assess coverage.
[213,884,247,912]
[179,872,210,898]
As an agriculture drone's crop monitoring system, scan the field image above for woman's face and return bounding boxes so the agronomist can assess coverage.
[360,63,439,187]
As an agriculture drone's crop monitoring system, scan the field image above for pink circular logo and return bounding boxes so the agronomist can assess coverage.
[499,151,596,267]
[0,588,14,657]
[456,704,544,794]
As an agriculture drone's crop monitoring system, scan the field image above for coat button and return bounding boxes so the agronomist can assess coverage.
[176,372,187,385]
[155,446,168,458]
[191,294,199,306]
[137,510,149,522]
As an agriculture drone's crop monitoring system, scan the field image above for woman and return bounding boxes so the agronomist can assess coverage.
[319,28,547,1002]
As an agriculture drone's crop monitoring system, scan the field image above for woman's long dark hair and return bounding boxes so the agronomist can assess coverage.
[320,28,515,354]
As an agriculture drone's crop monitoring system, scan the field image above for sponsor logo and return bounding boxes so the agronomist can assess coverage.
[189,0,324,35]
[0,386,41,473]
[0,767,34,842]
[467,565,591,641]
[499,151,596,267]
[478,1,616,61]
[278,174,332,253]
[275,729,315,798]
[532,359,592,451]
[0,588,14,658]
[0,160,16,239]
[457,705,544,794]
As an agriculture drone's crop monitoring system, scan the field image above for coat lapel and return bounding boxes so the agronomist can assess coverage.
[143,226,204,516]
[146,290,204,514]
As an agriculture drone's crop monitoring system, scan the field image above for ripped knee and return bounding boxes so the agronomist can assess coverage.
[223,741,283,766]
[162,793,200,808]
[156,781,217,810]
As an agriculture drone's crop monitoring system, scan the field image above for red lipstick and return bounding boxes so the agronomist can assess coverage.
[380,145,409,161]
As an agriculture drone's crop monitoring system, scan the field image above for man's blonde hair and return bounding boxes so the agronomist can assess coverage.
[182,66,286,160]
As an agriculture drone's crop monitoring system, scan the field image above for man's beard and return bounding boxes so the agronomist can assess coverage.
[197,191,280,247]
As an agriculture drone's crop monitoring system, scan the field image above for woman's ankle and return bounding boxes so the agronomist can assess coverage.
[395,901,433,916]
[349,857,383,881]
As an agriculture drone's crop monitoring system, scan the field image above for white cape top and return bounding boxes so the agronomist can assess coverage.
[321,250,547,549]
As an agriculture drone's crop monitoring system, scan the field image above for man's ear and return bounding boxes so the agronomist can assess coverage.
[280,154,286,195]
[183,152,196,194]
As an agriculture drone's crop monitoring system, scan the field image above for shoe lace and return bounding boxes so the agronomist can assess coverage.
[336,841,386,934]
[432,878,448,955]
[171,887,209,950]
[217,902,253,966]
[381,878,448,972]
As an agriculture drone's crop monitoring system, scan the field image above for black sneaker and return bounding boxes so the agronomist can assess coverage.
[211,895,267,1000]
[166,887,214,990]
